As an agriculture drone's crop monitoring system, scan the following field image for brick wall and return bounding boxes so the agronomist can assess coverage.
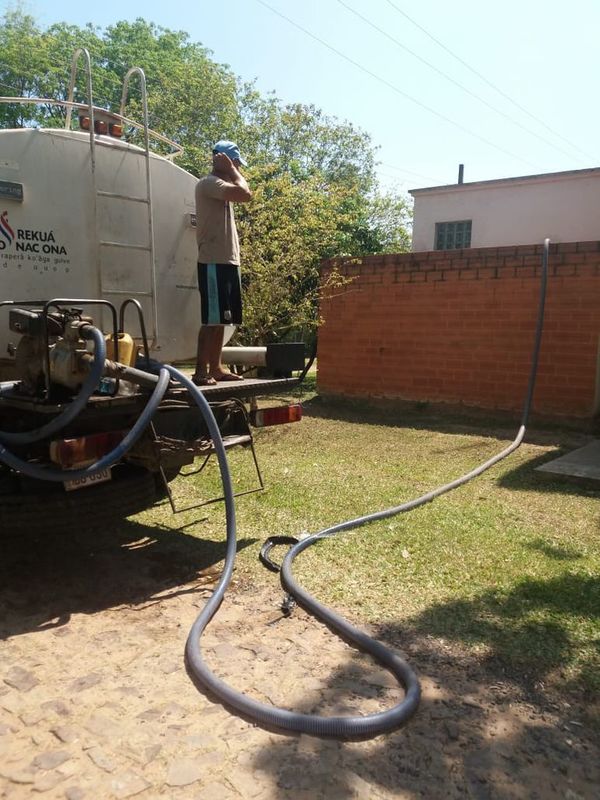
[317,242,600,418]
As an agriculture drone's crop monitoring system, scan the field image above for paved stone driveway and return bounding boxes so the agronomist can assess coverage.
[1,521,598,799]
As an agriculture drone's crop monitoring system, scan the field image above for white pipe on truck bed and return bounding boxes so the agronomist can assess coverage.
[221,347,267,367]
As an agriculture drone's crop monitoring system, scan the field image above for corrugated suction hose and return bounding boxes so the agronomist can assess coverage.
[0,238,549,740]
[183,240,549,739]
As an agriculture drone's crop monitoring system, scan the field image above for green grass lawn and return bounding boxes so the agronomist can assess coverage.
[137,387,600,701]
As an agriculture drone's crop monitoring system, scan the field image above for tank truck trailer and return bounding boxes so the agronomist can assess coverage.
[0,50,309,530]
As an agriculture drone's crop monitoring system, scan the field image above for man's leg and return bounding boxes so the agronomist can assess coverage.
[208,326,243,381]
[195,327,208,377]
[207,325,224,376]
[197,264,243,382]
[194,326,218,385]
[207,264,243,381]
[195,263,218,385]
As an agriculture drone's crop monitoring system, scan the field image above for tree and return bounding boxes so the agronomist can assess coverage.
[235,166,355,343]
[0,10,412,343]
[99,19,240,172]
[0,11,240,169]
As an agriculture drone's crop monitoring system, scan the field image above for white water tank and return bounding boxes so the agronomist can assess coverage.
[0,127,222,373]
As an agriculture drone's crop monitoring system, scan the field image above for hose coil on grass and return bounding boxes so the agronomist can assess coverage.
[0,239,549,739]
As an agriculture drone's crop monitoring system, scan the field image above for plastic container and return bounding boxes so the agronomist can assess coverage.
[105,332,137,367]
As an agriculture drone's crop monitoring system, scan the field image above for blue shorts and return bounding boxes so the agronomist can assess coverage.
[197,263,242,325]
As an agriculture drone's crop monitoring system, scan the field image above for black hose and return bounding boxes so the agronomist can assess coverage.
[282,238,548,552]
[0,325,106,445]
[184,239,550,740]
[0,238,550,741]
[0,369,170,481]
[259,535,300,573]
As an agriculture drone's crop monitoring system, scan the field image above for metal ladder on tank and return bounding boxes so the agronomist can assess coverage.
[65,49,159,347]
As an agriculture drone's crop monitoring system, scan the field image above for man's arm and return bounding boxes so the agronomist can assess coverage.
[213,153,252,203]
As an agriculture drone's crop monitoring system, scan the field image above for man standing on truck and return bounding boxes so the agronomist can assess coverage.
[193,140,252,385]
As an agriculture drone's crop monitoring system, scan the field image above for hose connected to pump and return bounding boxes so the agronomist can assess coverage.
[0,343,421,737]
[183,239,550,739]
[0,370,170,482]
[0,326,107,446]
[0,239,550,740]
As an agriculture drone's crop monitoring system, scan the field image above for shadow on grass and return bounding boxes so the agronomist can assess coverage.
[526,537,585,561]
[393,572,600,692]
[303,393,595,439]
[0,518,256,640]
[249,572,600,798]
[498,449,600,497]
[300,396,598,499]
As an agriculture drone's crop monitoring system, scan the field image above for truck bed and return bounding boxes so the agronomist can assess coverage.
[0,374,303,416]
[196,374,301,398]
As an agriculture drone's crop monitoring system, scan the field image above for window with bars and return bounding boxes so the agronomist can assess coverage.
[435,220,472,250]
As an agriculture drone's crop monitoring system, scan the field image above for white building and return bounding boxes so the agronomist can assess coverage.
[410,166,600,251]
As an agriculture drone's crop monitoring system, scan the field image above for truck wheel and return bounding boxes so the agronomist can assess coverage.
[0,466,158,535]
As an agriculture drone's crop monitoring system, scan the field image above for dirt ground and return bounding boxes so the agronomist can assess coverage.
[1,520,598,800]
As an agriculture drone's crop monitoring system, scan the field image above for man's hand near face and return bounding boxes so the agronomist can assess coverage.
[212,152,251,202]
[213,152,236,179]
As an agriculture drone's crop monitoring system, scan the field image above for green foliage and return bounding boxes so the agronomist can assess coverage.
[99,19,240,171]
[237,89,376,191]
[0,9,77,128]
[0,8,412,341]
[235,166,355,342]
[365,190,413,253]
[232,92,411,342]
[0,11,239,167]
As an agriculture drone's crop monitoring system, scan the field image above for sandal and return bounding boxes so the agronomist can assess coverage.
[192,373,217,386]
[210,371,244,382]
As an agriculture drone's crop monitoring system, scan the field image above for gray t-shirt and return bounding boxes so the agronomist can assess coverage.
[195,175,240,265]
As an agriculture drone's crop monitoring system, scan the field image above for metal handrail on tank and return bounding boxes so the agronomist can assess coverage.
[64,48,96,171]
[61,50,103,335]
[0,99,183,160]
[119,68,160,348]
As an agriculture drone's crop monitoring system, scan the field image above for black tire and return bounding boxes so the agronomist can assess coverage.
[0,466,158,534]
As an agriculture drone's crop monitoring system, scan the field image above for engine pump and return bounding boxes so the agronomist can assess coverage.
[8,307,94,397]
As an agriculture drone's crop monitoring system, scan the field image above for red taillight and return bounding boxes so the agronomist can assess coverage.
[250,404,302,428]
[50,431,125,468]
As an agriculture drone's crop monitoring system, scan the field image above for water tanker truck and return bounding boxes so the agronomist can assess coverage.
[0,50,307,531]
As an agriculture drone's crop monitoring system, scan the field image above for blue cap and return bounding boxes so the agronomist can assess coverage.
[212,140,247,166]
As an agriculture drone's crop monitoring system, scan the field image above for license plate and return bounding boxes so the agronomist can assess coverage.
[64,468,112,492]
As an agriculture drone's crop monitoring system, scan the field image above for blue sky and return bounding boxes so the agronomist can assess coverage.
[7,0,600,193]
